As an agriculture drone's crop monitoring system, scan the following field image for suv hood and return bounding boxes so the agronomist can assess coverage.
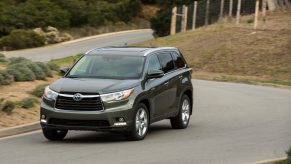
[49,78,140,94]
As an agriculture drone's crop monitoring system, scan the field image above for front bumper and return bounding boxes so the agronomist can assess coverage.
[40,101,134,131]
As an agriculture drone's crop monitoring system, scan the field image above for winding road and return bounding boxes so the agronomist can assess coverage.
[2,29,153,61]
[0,80,290,164]
[0,29,290,163]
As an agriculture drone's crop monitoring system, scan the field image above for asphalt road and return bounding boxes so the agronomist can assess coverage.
[2,29,153,61]
[0,79,290,164]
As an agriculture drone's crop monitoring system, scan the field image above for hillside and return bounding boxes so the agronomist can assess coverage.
[0,0,158,50]
[139,10,291,87]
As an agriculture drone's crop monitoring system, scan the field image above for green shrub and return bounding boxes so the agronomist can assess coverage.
[0,29,45,50]
[0,53,8,62]
[30,84,48,97]
[2,101,15,113]
[0,98,15,113]
[47,62,60,72]
[25,62,46,80]
[8,57,31,65]
[7,63,36,81]
[35,62,53,77]
[0,57,8,62]
[6,58,53,82]
[0,70,14,85]
[18,97,37,109]
[6,68,24,82]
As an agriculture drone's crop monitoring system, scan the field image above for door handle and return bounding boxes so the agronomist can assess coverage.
[164,81,169,86]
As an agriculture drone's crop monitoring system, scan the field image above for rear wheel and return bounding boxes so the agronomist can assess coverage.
[171,95,191,129]
[42,128,68,141]
[126,103,149,141]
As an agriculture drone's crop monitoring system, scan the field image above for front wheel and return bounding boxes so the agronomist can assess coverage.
[42,128,68,141]
[126,103,149,141]
[171,95,191,129]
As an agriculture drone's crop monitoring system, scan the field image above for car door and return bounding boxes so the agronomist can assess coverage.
[156,51,177,116]
[170,51,188,113]
[145,53,168,118]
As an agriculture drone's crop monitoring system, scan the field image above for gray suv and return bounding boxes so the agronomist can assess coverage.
[40,46,193,141]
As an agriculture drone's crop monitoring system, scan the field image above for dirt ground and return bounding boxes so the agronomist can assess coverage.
[0,76,60,129]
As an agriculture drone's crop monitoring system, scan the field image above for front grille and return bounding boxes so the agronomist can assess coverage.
[49,118,110,127]
[55,95,103,111]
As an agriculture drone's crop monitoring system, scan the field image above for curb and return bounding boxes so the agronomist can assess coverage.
[0,122,40,138]
[59,29,152,45]
[250,157,287,164]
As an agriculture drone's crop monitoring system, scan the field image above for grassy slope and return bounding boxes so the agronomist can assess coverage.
[137,10,291,87]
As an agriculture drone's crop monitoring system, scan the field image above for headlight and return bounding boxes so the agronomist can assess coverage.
[43,86,58,100]
[101,88,134,102]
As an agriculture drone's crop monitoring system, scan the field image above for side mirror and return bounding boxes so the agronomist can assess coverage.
[147,70,164,79]
[60,67,69,76]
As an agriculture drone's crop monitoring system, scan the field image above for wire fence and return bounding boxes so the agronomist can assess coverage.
[171,0,291,35]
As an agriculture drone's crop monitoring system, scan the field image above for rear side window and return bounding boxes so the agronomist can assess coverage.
[157,52,175,73]
[172,52,186,69]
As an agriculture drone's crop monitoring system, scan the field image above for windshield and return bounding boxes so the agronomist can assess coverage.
[67,55,145,79]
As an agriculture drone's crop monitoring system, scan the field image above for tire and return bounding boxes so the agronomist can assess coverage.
[126,103,149,141]
[171,95,191,129]
[42,128,68,141]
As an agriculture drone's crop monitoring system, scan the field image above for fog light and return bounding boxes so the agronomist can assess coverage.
[114,122,127,126]
[40,115,47,123]
[118,117,125,122]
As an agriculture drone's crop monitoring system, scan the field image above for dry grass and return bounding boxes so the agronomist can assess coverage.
[138,9,291,86]
[0,75,60,128]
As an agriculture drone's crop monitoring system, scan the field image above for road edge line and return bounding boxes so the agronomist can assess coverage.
[0,122,40,138]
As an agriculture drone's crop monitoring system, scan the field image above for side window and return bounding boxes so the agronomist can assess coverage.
[172,52,186,69]
[148,54,162,73]
[157,52,175,73]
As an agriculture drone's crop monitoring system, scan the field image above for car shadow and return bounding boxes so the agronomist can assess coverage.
[57,123,173,144]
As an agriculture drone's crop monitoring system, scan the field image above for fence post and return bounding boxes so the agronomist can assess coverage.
[284,0,289,7]
[262,0,267,30]
[192,1,198,30]
[229,0,233,18]
[170,6,177,35]
[205,0,210,26]
[278,0,284,8]
[219,0,225,22]
[236,0,241,25]
[254,0,260,30]
[181,5,188,32]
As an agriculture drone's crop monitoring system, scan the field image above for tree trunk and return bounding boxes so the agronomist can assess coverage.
[205,0,210,26]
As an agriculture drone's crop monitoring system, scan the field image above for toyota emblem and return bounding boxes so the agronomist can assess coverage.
[73,93,83,101]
